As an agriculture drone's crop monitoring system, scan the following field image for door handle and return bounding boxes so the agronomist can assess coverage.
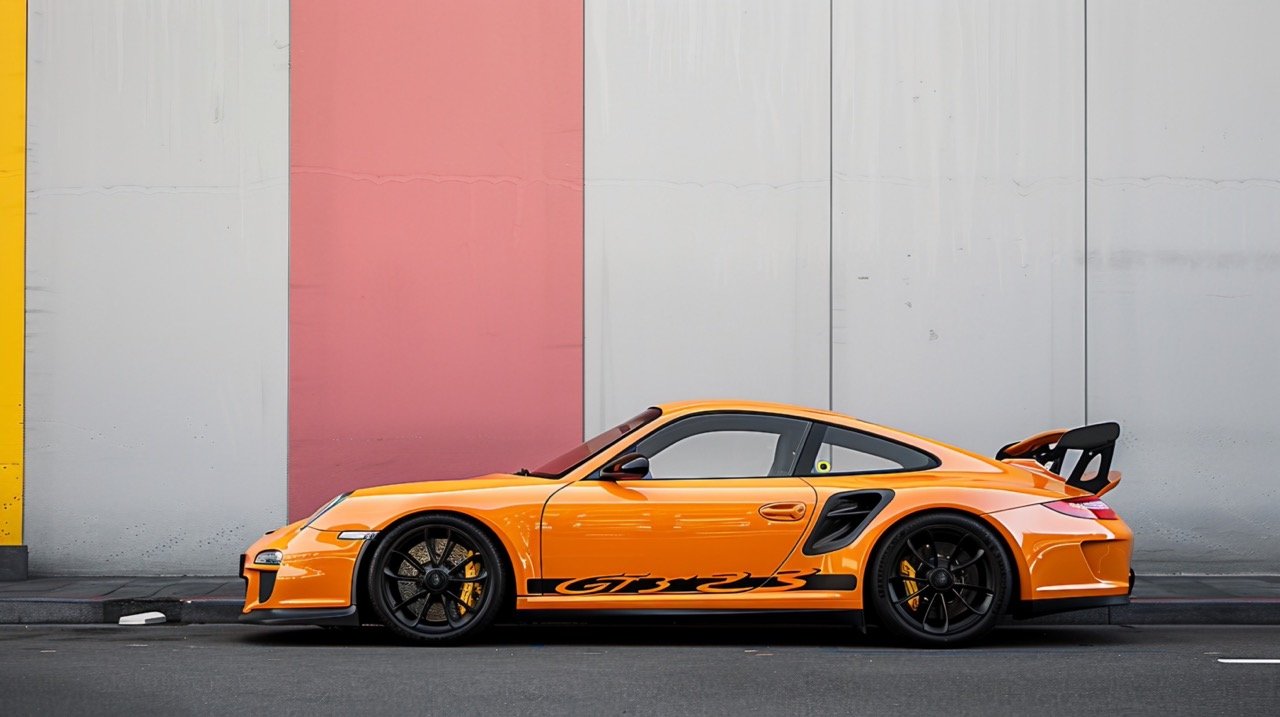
[759,502,807,522]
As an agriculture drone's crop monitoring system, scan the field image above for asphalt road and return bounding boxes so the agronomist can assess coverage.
[1,623,1277,715]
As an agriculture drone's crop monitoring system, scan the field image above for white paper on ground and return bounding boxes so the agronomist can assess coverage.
[118,611,167,626]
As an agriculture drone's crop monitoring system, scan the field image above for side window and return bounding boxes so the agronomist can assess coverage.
[802,425,938,476]
[633,414,811,479]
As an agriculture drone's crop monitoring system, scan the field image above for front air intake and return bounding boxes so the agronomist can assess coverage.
[258,570,277,604]
[802,490,893,555]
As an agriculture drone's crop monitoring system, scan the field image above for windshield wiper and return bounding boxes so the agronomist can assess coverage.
[515,468,531,476]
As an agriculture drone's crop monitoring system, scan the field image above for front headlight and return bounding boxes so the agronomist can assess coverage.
[254,549,283,566]
[304,492,350,527]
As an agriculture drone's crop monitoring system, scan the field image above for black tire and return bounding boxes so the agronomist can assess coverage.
[367,514,508,644]
[868,512,1012,647]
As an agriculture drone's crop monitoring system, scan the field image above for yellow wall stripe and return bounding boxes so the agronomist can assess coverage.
[0,0,25,546]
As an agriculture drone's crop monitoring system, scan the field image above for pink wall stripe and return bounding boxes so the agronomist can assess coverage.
[289,0,584,518]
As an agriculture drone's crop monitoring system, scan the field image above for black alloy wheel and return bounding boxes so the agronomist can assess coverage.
[869,513,1012,646]
[368,514,507,643]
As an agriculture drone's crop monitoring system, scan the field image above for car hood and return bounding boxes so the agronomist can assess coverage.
[349,472,557,498]
[305,472,565,532]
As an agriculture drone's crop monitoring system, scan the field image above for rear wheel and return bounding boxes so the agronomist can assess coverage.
[868,513,1012,646]
[368,514,507,644]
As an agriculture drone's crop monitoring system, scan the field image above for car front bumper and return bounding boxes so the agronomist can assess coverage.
[239,520,373,620]
[238,606,361,626]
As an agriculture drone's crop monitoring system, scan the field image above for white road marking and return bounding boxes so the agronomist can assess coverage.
[1217,658,1280,664]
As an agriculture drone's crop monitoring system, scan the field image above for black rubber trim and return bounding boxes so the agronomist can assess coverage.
[349,538,373,619]
[801,489,894,556]
[239,606,360,626]
[1013,594,1130,619]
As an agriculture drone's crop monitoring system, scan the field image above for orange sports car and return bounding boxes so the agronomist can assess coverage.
[240,400,1133,646]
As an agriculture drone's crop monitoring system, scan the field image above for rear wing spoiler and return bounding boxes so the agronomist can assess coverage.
[996,422,1120,494]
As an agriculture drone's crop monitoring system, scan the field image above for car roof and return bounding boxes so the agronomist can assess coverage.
[650,399,998,473]
[654,399,857,422]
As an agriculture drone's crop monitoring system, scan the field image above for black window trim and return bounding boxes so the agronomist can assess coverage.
[599,410,815,482]
[792,421,941,478]
[593,410,941,482]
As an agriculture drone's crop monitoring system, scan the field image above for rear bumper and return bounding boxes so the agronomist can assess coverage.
[986,503,1134,603]
[1013,569,1134,618]
[1014,593,1130,619]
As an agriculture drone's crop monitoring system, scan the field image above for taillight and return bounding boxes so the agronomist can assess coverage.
[1044,496,1119,520]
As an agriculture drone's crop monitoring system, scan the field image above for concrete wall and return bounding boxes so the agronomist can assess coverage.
[832,0,1085,452]
[1087,0,1280,572]
[25,1,289,574]
[288,0,583,520]
[18,1,1280,574]
[584,0,831,430]
[588,1,1279,573]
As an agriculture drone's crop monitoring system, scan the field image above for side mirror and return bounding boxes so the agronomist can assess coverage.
[600,453,651,481]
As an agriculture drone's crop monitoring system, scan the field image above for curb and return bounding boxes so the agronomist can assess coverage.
[3,597,1280,626]
[1006,599,1280,627]
[1113,599,1280,626]
[0,597,243,625]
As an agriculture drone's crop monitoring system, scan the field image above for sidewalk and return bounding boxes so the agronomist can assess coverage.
[1,575,1278,625]
[0,576,242,625]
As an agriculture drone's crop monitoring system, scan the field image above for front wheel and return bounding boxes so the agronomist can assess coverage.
[368,514,508,644]
[868,513,1012,646]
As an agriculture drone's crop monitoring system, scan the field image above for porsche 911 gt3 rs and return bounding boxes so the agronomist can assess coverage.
[240,400,1133,646]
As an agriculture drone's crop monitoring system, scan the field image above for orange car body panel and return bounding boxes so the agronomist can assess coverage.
[240,400,1132,617]
[539,477,818,580]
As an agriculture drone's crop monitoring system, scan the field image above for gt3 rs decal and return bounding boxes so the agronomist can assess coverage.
[527,570,856,596]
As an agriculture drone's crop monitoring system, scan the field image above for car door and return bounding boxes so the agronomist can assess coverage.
[538,413,818,596]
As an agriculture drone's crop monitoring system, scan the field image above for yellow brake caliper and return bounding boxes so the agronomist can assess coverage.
[900,560,920,611]
[458,549,479,615]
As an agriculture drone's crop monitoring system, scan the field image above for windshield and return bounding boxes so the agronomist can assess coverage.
[531,407,662,477]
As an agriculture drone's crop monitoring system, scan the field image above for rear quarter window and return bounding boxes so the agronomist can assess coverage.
[801,424,939,476]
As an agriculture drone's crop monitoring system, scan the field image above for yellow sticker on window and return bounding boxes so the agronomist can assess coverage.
[815,460,831,474]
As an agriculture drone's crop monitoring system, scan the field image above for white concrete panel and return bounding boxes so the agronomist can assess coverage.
[585,1,830,431]
[832,1,1085,453]
[1088,0,1280,572]
[25,1,289,574]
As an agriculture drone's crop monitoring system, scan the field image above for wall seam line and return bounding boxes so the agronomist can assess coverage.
[583,0,587,439]
[1083,0,1089,425]
[284,0,292,524]
[828,0,834,413]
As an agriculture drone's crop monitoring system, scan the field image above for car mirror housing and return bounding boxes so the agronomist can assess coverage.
[600,453,651,481]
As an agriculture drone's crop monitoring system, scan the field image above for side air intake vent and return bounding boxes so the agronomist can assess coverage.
[802,490,893,556]
[258,570,277,604]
